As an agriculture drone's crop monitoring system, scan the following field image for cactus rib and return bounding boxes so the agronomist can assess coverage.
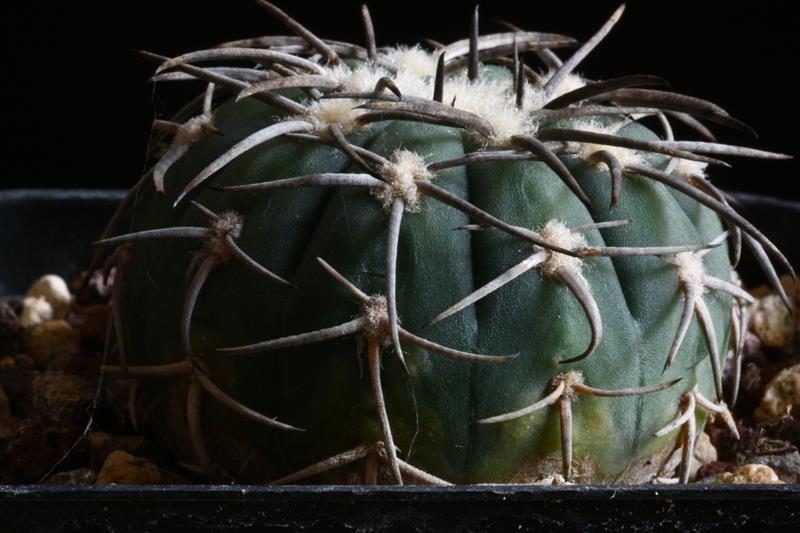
[481,371,679,479]
[512,135,595,212]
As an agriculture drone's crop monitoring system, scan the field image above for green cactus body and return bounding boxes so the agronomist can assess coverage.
[101,3,788,484]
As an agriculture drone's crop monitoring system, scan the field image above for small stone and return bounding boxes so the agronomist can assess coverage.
[45,467,97,485]
[749,451,800,483]
[19,296,54,328]
[24,320,80,368]
[659,432,720,481]
[742,362,763,397]
[0,302,23,357]
[532,473,572,485]
[25,275,72,320]
[31,372,95,425]
[750,293,794,350]
[694,432,718,464]
[0,417,87,483]
[47,351,99,379]
[95,450,162,485]
[716,464,783,484]
[89,431,144,470]
[755,363,800,422]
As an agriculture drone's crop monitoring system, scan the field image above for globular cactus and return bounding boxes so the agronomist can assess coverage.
[94,1,792,484]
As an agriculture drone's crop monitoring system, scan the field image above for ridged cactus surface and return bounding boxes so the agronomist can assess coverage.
[95,2,792,484]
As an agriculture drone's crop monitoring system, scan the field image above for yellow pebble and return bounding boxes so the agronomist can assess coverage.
[24,319,80,367]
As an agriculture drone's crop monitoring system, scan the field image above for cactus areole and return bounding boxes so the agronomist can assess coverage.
[96,2,793,484]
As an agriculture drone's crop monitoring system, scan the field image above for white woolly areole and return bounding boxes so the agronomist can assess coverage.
[673,251,706,292]
[567,120,645,168]
[304,99,365,135]
[536,220,587,276]
[373,149,432,212]
[382,45,438,77]
[391,68,435,99]
[305,62,423,135]
[441,73,536,145]
[521,73,587,111]
[303,48,589,144]
[174,114,215,146]
[552,73,587,99]
[673,159,708,181]
[327,63,383,92]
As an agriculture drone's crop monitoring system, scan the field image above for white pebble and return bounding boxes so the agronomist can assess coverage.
[19,296,54,327]
[25,274,71,319]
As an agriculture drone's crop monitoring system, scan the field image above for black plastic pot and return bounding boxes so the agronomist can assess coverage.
[1,189,799,532]
[0,189,125,300]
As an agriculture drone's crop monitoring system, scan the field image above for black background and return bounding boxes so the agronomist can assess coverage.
[2,1,797,198]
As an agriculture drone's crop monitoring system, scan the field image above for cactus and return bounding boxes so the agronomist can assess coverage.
[94,2,792,484]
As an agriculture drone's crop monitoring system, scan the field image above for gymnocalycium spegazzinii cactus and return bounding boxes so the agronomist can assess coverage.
[93,1,793,484]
